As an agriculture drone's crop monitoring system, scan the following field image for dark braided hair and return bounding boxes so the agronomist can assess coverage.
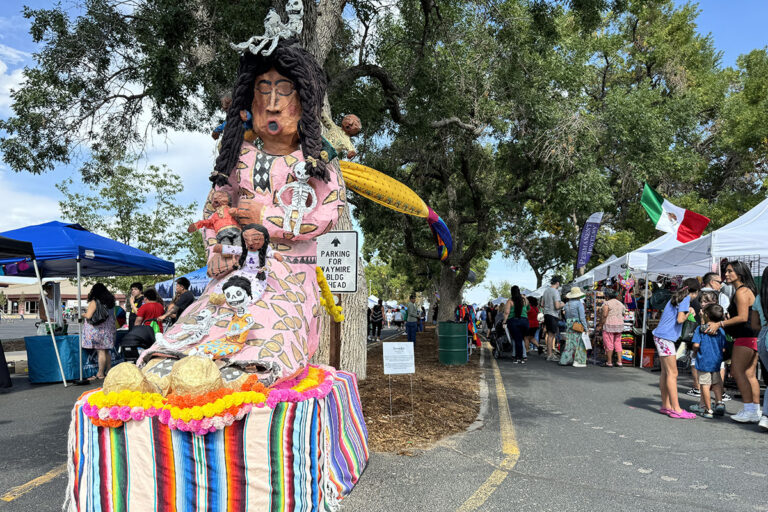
[211,39,328,187]
[239,223,271,280]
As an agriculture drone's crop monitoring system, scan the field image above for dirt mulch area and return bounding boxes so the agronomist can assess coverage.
[358,326,482,455]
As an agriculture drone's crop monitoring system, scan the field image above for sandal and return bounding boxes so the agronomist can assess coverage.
[605,363,614,367]
[668,410,696,419]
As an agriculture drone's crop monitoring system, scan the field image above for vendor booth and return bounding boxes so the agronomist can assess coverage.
[646,196,768,277]
[0,222,175,386]
[0,236,37,389]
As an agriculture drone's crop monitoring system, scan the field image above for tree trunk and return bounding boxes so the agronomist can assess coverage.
[310,209,368,379]
[294,0,366,378]
[436,265,464,323]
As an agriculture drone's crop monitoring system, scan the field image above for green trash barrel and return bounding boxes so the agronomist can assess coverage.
[438,321,468,365]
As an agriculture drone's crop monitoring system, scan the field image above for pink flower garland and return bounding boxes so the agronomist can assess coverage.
[81,365,337,436]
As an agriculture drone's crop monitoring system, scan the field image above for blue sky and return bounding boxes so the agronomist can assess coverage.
[0,1,766,304]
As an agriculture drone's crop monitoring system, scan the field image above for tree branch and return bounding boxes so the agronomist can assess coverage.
[431,116,484,136]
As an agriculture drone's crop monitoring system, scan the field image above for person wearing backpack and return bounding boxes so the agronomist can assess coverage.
[82,283,117,380]
[134,288,165,334]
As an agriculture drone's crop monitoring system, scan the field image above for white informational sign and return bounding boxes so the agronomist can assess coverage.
[382,342,415,375]
[317,231,358,293]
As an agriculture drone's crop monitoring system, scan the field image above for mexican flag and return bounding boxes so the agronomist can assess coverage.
[640,184,710,242]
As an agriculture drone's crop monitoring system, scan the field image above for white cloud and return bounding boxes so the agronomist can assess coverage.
[140,127,220,203]
[0,43,30,65]
[0,171,61,230]
[0,58,25,117]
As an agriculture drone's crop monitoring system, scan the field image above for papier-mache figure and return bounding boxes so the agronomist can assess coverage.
[187,190,241,256]
[321,111,361,159]
[212,93,254,140]
[190,276,255,359]
[140,34,348,387]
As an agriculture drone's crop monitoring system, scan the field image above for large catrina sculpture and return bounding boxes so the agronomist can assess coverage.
[65,6,452,511]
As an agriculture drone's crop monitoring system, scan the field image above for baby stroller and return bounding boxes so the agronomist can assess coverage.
[490,316,515,359]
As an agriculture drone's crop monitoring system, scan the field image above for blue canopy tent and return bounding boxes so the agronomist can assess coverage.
[155,266,211,299]
[0,221,174,277]
[0,221,175,386]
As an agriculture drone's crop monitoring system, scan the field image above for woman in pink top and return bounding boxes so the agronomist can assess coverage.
[598,288,626,367]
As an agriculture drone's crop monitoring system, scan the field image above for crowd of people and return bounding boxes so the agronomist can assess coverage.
[482,262,768,431]
[367,296,427,342]
[79,278,196,380]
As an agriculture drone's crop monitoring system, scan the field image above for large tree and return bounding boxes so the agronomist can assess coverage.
[57,163,203,291]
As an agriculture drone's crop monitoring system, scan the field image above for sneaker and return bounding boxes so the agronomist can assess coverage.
[701,409,714,419]
[759,416,768,431]
[514,359,521,364]
[686,388,701,397]
[714,403,726,416]
[722,393,732,402]
[689,403,707,413]
[520,358,527,364]
[573,362,586,368]
[546,355,559,362]
[730,409,761,423]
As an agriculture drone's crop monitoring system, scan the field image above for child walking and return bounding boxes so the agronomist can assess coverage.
[689,304,728,418]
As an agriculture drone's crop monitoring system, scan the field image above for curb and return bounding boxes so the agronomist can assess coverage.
[467,345,488,432]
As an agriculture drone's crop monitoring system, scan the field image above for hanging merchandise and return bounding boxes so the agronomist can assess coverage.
[618,271,635,305]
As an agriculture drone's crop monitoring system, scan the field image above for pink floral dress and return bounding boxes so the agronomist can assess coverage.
[141,142,346,385]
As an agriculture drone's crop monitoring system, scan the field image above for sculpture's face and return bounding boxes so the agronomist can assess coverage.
[243,228,265,251]
[286,0,303,17]
[212,191,230,208]
[224,285,249,308]
[293,161,309,181]
[341,114,361,136]
[251,68,301,154]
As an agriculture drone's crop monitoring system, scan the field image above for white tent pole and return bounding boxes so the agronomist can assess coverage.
[77,257,83,382]
[32,259,67,387]
[641,275,649,369]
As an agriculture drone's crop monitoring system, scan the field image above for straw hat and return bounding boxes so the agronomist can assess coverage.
[565,286,586,299]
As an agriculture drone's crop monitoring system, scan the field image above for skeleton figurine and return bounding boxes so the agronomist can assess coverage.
[277,162,317,236]
[161,308,220,349]
[190,276,256,360]
[230,0,304,57]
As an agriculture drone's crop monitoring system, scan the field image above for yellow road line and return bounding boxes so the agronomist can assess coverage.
[1,463,67,502]
[456,348,520,511]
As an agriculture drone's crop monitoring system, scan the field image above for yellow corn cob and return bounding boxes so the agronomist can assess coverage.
[339,161,428,218]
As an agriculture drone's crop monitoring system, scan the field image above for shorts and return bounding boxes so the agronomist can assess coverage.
[734,337,758,351]
[602,331,622,351]
[544,315,560,335]
[698,371,722,386]
[653,336,676,357]
[526,326,539,337]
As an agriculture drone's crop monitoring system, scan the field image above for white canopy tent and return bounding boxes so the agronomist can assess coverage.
[646,196,768,277]
[528,285,549,299]
[572,270,595,288]
[591,233,682,282]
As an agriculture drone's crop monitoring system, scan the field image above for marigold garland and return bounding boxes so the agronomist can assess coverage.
[82,364,335,436]
[316,267,344,322]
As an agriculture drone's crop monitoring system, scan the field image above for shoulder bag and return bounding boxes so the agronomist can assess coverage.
[88,300,109,326]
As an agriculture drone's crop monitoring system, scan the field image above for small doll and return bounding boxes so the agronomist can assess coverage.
[211,93,254,140]
[191,276,255,359]
[189,190,241,253]
[320,112,361,159]
[215,223,283,281]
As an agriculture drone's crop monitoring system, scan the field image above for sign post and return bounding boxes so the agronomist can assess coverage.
[382,342,415,422]
[317,231,359,369]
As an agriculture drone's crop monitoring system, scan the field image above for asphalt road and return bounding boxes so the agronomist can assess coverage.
[346,351,768,512]
[3,346,767,511]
